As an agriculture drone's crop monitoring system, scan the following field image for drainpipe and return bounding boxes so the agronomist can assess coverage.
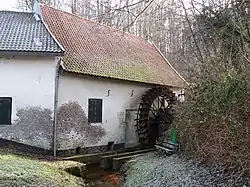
[53,57,60,157]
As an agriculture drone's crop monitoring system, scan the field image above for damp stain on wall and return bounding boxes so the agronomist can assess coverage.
[95,111,126,145]
[0,106,52,149]
[117,111,126,142]
[56,101,106,150]
[0,101,137,150]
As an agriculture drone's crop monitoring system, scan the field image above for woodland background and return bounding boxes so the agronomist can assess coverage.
[18,0,250,182]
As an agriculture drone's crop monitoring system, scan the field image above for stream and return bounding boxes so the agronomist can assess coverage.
[85,164,123,187]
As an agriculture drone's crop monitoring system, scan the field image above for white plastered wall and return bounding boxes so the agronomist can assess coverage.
[57,73,150,150]
[0,56,57,149]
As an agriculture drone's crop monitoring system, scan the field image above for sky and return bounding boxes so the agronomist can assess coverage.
[0,0,192,11]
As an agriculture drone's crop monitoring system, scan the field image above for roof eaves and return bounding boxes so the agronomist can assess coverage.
[150,41,190,87]
[59,65,170,86]
[0,50,63,57]
[59,60,185,88]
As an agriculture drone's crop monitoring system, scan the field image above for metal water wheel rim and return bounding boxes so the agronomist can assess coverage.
[135,86,176,146]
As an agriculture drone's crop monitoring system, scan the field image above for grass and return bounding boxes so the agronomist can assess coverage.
[0,149,84,187]
[121,152,250,187]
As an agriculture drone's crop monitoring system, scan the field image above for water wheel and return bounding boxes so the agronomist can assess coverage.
[135,86,177,147]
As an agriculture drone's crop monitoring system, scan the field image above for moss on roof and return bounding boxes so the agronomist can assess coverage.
[42,5,186,87]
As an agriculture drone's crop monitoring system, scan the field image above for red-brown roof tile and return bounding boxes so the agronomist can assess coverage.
[41,5,187,87]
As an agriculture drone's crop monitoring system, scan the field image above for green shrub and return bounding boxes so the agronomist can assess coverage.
[173,69,250,175]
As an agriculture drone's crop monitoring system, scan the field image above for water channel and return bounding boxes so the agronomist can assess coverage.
[85,164,123,187]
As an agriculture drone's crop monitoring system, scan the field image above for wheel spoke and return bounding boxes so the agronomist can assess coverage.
[157,96,160,109]
[136,87,177,146]
[149,108,157,118]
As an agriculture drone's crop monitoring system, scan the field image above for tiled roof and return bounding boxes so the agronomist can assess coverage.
[0,11,63,54]
[41,5,187,87]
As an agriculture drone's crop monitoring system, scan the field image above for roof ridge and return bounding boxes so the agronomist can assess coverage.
[0,10,33,14]
[0,9,63,55]
[41,18,65,53]
[151,42,189,86]
[40,4,149,42]
[39,6,65,53]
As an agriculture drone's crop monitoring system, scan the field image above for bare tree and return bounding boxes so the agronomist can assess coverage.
[16,0,63,10]
[17,0,194,77]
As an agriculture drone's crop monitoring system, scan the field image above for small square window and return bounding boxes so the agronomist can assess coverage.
[88,99,102,123]
[0,97,12,125]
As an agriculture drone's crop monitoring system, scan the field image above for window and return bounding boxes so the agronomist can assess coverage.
[0,97,12,125]
[88,99,102,123]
